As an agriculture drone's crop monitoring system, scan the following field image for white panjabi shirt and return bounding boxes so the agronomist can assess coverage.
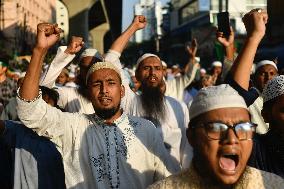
[40,47,193,169]
[17,96,178,189]
[109,50,193,169]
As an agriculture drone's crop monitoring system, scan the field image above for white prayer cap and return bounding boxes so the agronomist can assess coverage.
[69,72,75,78]
[80,48,102,59]
[136,53,160,68]
[86,62,122,84]
[189,84,247,120]
[212,61,222,67]
[161,60,167,67]
[262,75,284,103]
[195,57,200,63]
[255,60,278,72]
[128,69,135,77]
[200,68,206,74]
[19,72,26,78]
[172,64,179,69]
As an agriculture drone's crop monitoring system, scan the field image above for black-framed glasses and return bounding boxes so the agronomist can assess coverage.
[193,122,257,141]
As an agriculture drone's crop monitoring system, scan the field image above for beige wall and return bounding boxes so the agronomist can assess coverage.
[1,0,56,55]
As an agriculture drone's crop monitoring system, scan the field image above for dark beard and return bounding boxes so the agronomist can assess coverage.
[94,104,121,120]
[140,82,166,125]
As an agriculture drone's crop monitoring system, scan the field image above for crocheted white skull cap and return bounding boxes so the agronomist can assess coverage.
[86,62,121,84]
[262,75,284,103]
[136,53,160,68]
[212,61,222,67]
[189,84,247,120]
[255,60,278,72]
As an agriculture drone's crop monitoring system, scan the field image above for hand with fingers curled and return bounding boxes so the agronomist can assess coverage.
[186,38,198,58]
[36,23,63,51]
[242,8,268,41]
[132,15,147,30]
[216,26,234,47]
[65,36,84,55]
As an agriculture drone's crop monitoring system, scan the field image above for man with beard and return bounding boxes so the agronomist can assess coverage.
[106,17,193,169]
[148,84,284,189]
[16,23,177,189]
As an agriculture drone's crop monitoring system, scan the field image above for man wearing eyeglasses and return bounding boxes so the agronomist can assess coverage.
[148,84,284,188]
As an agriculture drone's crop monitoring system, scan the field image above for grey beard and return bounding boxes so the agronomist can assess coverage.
[140,83,166,125]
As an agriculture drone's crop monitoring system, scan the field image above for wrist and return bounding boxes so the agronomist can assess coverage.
[33,46,48,54]
[247,33,264,43]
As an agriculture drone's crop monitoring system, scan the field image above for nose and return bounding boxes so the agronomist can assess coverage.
[100,82,108,94]
[221,128,239,145]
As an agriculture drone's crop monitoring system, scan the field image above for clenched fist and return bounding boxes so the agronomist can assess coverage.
[65,36,84,55]
[36,23,62,50]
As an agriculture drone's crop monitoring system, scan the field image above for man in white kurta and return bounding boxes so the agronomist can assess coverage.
[40,16,193,169]
[17,96,175,188]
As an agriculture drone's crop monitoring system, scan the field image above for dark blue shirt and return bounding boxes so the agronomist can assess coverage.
[0,121,65,189]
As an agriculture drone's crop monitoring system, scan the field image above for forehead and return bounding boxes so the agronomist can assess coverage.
[140,57,161,67]
[80,56,93,67]
[89,68,120,81]
[257,64,278,73]
[194,108,250,124]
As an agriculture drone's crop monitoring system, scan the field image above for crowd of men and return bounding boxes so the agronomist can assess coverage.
[0,8,284,189]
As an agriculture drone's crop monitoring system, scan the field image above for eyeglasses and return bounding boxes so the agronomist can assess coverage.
[193,122,257,141]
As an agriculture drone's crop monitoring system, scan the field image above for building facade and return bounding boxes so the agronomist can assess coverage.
[0,0,56,55]
[56,0,69,44]
[133,0,165,43]
[161,0,267,66]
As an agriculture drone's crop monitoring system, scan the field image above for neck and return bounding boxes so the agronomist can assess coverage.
[104,109,123,125]
[0,73,6,83]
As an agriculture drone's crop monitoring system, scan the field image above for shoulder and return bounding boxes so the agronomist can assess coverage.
[246,166,284,188]
[127,115,156,129]
[148,171,189,189]
[165,96,188,113]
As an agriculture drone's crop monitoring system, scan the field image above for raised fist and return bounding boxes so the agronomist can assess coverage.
[242,9,268,41]
[132,15,147,30]
[65,36,84,54]
[36,23,62,50]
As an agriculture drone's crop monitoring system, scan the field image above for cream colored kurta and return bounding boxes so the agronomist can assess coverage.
[148,165,284,189]
[17,96,177,189]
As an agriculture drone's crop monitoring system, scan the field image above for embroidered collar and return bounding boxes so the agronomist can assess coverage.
[89,111,127,127]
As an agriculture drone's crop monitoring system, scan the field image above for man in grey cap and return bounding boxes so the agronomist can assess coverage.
[148,84,284,189]
[249,75,284,178]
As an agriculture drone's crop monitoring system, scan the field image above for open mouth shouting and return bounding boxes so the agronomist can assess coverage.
[218,150,240,175]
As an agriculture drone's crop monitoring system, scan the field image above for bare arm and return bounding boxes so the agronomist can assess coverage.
[109,15,147,54]
[19,23,62,100]
[230,10,268,90]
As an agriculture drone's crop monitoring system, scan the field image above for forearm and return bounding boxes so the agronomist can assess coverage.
[109,24,138,54]
[230,37,261,90]
[20,47,47,100]
[184,57,195,73]
[40,46,75,88]
[224,44,235,61]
